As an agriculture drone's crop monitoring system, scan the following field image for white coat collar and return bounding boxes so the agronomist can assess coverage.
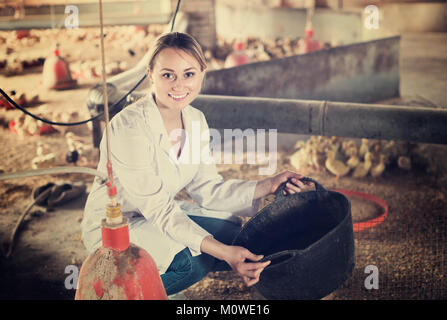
[144,92,192,162]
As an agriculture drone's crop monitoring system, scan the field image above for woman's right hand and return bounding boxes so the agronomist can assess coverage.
[201,235,270,287]
[222,245,271,286]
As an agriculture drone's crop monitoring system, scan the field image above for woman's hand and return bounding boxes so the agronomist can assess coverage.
[221,245,271,286]
[268,170,310,196]
[254,170,313,199]
[200,236,270,286]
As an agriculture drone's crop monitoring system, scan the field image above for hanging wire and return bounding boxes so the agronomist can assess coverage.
[0,0,182,127]
[171,0,181,32]
[99,0,111,164]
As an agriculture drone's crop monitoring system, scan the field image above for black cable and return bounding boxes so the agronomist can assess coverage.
[0,72,146,126]
[0,0,181,127]
[170,0,181,32]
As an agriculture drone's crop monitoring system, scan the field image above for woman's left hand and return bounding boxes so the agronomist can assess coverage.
[267,171,312,196]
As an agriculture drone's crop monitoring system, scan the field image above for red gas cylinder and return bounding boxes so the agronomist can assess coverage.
[75,204,168,300]
[298,28,321,54]
[224,41,251,68]
[42,48,77,90]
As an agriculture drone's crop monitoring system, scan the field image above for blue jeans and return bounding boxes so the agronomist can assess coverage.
[160,215,242,295]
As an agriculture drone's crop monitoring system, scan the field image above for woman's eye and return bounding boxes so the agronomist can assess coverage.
[185,72,195,78]
[162,73,174,80]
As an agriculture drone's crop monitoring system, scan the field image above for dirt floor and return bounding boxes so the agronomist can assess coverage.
[0,27,446,300]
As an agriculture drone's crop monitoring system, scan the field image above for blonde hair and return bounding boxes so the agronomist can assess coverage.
[147,32,207,72]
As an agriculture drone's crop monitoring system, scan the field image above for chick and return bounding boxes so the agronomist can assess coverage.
[371,153,386,178]
[311,147,326,172]
[292,140,305,152]
[290,142,312,171]
[383,140,398,165]
[326,136,346,163]
[342,139,356,157]
[315,135,329,152]
[325,149,350,180]
[370,140,382,163]
[346,146,360,169]
[329,136,342,153]
[352,152,373,178]
[359,138,369,159]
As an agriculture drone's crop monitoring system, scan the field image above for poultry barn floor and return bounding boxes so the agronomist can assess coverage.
[0,28,446,300]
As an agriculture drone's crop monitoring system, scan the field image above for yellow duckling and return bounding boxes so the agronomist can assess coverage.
[341,139,350,154]
[342,140,356,157]
[327,137,346,162]
[346,146,360,169]
[371,153,386,178]
[352,152,373,178]
[329,136,342,152]
[293,140,305,152]
[290,142,312,170]
[325,149,350,180]
[311,147,326,172]
[383,140,398,165]
[359,138,369,158]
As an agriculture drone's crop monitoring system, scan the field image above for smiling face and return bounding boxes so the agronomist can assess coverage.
[148,48,205,113]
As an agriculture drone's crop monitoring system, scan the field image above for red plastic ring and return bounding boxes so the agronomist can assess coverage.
[334,189,388,233]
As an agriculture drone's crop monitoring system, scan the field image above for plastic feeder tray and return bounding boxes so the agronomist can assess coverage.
[232,177,355,300]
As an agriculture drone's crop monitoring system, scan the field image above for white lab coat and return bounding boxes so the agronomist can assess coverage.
[81,93,261,273]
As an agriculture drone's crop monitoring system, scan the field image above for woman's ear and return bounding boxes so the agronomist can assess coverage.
[147,68,153,82]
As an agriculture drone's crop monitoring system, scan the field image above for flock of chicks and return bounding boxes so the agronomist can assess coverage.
[0,25,164,77]
[289,136,432,180]
[1,25,329,76]
[206,35,329,70]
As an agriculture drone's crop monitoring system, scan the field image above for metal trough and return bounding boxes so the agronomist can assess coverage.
[202,36,400,103]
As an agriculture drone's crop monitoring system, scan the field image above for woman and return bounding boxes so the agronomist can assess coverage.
[81,32,308,296]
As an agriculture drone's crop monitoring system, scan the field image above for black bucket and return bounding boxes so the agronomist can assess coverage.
[232,177,355,300]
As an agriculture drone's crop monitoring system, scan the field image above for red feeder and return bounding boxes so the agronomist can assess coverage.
[304,29,320,53]
[224,41,252,68]
[298,20,321,54]
[16,30,30,40]
[42,48,77,90]
[75,204,168,300]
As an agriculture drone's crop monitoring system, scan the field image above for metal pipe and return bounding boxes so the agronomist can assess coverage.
[192,95,447,145]
[0,2,172,30]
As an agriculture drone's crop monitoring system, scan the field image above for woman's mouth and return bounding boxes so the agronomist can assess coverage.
[169,92,189,101]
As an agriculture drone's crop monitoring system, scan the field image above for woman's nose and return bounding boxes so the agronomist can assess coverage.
[172,77,186,90]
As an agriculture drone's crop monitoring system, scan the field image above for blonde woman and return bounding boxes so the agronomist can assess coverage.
[81,32,308,296]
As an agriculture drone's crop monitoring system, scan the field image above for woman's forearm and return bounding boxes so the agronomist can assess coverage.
[253,178,273,200]
[200,235,229,261]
